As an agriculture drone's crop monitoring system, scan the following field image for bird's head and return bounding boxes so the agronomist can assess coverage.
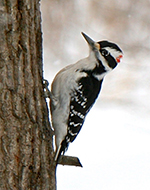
[81,32,123,71]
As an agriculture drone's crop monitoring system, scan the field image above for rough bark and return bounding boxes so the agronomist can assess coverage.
[0,0,56,189]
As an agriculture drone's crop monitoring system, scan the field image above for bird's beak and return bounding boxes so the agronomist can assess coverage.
[81,32,100,50]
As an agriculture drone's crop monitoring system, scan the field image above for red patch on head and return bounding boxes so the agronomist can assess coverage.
[116,55,123,63]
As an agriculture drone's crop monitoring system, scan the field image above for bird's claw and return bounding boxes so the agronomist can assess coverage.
[43,79,49,88]
[43,79,51,99]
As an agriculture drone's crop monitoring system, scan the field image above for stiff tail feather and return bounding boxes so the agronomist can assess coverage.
[54,138,69,163]
[54,145,62,162]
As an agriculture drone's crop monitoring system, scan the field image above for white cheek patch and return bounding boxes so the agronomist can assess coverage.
[105,47,123,60]
[98,52,113,72]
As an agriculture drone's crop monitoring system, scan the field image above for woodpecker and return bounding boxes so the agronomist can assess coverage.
[50,32,123,162]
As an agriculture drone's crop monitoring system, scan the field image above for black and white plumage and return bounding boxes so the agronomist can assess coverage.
[50,32,123,162]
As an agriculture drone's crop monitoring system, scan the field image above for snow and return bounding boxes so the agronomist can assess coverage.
[56,104,150,190]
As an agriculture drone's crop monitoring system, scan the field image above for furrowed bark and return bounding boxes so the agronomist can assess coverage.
[0,0,56,189]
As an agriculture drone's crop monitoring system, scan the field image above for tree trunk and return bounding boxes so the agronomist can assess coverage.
[0,0,56,189]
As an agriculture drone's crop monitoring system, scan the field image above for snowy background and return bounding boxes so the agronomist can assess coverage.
[41,0,150,189]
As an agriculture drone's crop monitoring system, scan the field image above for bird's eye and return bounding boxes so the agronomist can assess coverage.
[101,49,109,57]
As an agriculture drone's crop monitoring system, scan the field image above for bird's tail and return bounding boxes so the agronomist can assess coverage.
[54,139,69,163]
[54,145,61,163]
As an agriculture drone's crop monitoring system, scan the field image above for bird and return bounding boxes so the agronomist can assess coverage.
[49,32,123,162]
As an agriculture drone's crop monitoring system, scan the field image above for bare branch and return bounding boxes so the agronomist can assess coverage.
[58,155,83,167]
